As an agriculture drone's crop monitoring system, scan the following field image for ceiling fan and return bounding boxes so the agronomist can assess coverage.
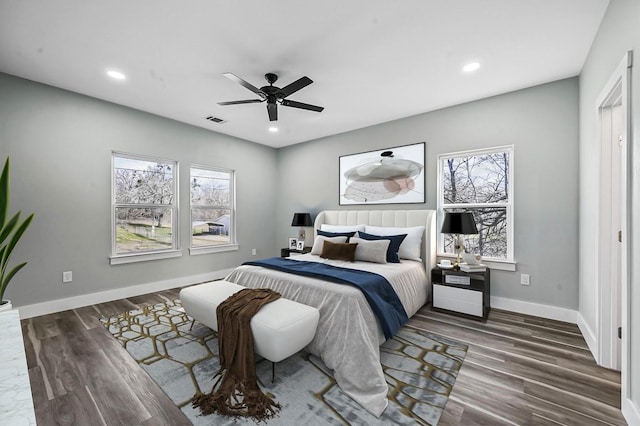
[218,72,324,121]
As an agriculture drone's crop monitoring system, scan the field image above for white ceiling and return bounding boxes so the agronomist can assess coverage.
[0,0,609,148]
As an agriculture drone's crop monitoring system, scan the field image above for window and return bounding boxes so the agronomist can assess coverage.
[437,146,514,262]
[111,153,179,263]
[190,165,236,253]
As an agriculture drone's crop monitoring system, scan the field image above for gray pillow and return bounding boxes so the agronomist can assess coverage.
[350,237,390,264]
[310,235,348,255]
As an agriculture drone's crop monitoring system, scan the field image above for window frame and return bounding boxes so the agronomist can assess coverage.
[189,163,238,255]
[110,152,181,265]
[436,145,515,270]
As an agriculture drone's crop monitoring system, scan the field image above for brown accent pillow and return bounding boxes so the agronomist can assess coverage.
[320,240,358,262]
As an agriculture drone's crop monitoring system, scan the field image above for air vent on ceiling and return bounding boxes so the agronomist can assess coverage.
[205,116,226,124]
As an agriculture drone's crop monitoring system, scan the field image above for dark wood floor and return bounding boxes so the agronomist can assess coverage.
[411,310,627,425]
[21,289,627,425]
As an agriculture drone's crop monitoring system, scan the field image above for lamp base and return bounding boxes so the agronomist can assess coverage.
[453,233,464,270]
[298,228,306,240]
[453,254,462,271]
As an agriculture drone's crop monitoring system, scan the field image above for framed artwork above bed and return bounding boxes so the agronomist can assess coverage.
[339,142,425,205]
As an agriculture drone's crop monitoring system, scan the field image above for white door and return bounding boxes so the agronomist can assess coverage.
[610,103,622,370]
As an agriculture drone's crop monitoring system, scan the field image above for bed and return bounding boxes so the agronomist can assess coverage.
[225,209,436,417]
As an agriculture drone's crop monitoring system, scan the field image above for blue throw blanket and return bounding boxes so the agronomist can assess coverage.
[243,257,408,340]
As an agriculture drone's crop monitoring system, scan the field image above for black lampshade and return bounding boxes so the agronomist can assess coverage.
[291,213,313,227]
[441,212,478,235]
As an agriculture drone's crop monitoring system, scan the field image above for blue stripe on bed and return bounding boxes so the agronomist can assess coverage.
[243,257,408,340]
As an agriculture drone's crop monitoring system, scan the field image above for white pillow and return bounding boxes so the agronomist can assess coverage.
[310,235,348,255]
[364,225,425,261]
[350,237,389,264]
[320,224,366,233]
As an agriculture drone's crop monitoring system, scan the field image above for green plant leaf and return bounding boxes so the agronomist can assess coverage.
[0,211,20,245]
[0,262,27,302]
[0,157,9,228]
[1,213,34,270]
[0,157,34,303]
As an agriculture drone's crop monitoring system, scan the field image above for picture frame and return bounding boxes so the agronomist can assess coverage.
[339,142,425,205]
[296,241,305,251]
[289,238,298,250]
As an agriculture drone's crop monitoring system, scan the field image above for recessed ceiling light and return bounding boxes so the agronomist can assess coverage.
[268,126,278,133]
[107,70,126,80]
[463,62,480,73]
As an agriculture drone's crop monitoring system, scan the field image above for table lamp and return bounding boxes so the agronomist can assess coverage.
[291,213,313,240]
[441,211,478,269]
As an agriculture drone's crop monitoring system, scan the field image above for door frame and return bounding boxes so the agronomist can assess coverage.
[595,50,631,396]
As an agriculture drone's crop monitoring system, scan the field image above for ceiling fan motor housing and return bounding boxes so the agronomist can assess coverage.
[261,74,285,100]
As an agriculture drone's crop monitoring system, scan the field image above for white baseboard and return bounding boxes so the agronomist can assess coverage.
[623,397,640,426]
[17,278,584,326]
[16,268,234,319]
[577,312,598,361]
[490,296,578,324]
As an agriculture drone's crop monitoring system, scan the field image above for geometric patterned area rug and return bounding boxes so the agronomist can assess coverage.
[100,300,467,425]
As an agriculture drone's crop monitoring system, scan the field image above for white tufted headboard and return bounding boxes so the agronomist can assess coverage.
[313,210,437,274]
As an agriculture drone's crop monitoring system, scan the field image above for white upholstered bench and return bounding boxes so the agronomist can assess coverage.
[180,280,320,380]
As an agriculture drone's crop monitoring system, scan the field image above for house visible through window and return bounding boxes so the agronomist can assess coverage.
[112,153,178,257]
[437,146,514,261]
[190,165,235,250]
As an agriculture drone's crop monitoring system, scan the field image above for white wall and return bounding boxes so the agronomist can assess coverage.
[0,73,279,308]
[579,0,640,418]
[277,78,580,310]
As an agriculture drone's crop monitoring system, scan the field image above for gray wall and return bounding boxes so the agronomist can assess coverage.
[0,72,582,314]
[579,0,640,411]
[277,78,580,309]
[0,72,279,307]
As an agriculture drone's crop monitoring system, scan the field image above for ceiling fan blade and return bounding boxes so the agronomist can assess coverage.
[278,76,313,98]
[267,102,278,121]
[281,99,324,112]
[222,73,266,98]
[218,99,263,106]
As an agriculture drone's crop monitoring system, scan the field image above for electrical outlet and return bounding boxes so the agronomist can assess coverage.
[251,248,257,256]
[520,273,530,286]
[62,271,73,283]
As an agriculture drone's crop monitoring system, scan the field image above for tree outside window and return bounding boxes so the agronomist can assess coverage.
[190,166,234,249]
[438,146,514,261]
[112,153,178,255]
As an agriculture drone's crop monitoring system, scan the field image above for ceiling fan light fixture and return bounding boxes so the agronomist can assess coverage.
[269,126,278,133]
[106,69,126,80]
[218,72,323,122]
[463,62,480,73]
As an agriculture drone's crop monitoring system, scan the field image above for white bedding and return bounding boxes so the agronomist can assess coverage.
[224,253,429,417]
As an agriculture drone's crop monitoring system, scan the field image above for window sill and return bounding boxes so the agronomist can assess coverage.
[110,250,183,265]
[189,244,239,256]
[437,254,516,272]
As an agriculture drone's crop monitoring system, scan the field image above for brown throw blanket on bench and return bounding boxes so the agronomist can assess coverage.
[192,287,282,421]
